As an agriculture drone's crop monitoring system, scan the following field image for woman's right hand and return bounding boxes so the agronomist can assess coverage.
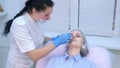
[52,33,72,47]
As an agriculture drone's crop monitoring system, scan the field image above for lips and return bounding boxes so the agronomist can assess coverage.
[72,39,76,41]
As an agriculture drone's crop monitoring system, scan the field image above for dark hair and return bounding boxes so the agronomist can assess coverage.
[3,0,54,36]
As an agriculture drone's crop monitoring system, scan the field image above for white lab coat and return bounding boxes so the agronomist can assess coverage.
[6,13,44,68]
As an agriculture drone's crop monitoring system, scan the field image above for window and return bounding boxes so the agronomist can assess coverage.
[71,0,115,36]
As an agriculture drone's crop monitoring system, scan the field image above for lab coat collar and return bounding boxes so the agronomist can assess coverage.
[25,12,39,25]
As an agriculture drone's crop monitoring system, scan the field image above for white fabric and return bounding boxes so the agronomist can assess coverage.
[6,13,44,68]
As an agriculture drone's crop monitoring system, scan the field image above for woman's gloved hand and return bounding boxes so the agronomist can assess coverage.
[52,33,72,47]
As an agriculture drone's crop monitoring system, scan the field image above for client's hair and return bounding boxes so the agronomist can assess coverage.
[71,29,89,57]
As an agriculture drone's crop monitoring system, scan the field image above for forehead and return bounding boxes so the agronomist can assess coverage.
[71,30,81,34]
[42,7,53,14]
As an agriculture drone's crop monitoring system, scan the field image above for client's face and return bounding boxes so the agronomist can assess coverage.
[69,30,83,48]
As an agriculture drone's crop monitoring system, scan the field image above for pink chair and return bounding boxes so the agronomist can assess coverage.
[35,44,112,68]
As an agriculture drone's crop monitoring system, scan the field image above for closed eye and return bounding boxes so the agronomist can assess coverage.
[76,35,81,38]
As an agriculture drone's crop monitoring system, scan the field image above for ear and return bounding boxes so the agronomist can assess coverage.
[32,8,38,13]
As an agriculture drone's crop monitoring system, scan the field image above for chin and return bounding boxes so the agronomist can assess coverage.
[69,42,76,46]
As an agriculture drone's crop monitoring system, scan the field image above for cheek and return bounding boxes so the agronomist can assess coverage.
[37,13,44,19]
[35,15,41,20]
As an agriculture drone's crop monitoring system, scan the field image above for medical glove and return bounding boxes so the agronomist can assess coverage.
[52,33,72,47]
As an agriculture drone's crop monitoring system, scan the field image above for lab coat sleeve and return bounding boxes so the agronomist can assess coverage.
[11,21,36,53]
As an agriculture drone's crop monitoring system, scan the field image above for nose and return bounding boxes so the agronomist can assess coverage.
[72,34,76,38]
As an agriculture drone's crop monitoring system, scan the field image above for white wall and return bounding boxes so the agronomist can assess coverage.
[0,0,25,45]
[41,0,70,34]
[2,0,24,20]
[114,0,120,36]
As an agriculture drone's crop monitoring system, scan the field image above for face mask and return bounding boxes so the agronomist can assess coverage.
[37,19,47,23]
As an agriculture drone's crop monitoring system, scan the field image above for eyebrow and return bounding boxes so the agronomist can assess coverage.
[76,33,81,36]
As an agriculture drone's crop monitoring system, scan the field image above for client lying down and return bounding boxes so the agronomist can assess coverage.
[46,29,96,68]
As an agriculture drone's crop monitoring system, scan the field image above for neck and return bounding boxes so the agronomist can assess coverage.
[68,47,80,57]
[29,13,37,22]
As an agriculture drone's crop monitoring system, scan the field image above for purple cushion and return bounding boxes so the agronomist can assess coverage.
[35,45,112,68]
